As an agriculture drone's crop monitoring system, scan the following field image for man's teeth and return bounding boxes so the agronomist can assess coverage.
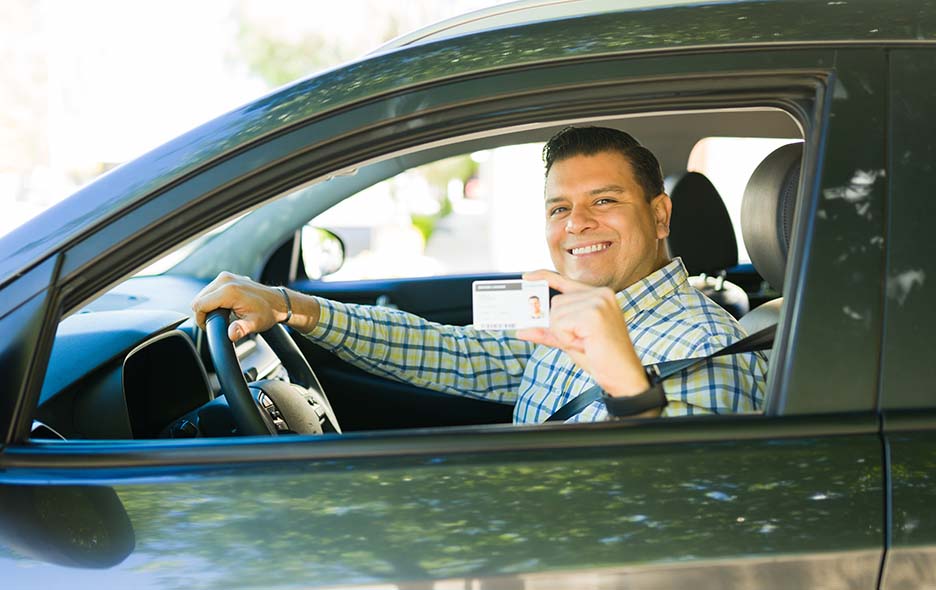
[571,243,610,255]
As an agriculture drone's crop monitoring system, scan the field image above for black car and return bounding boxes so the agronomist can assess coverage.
[0,0,934,588]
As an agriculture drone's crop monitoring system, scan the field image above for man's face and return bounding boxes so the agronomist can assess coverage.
[544,151,671,292]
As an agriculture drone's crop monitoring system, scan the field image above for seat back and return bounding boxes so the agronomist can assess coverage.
[667,171,748,318]
[738,142,803,351]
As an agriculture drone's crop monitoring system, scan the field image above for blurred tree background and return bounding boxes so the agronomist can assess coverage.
[0,0,503,238]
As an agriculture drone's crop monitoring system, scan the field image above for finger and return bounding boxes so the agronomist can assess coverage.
[192,287,222,318]
[517,326,586,356]
[548,321,586,354]
[521,269,591,294]
[192,285,241,328]
[548,294,622,342]
[550,284,617,306]
[549,293,600,323]
[192,272,245,319]
[193,291,221,328]
[549,291,620,329]
[516,327,560,348]
[228,318,255,342]
[550,299,626,349]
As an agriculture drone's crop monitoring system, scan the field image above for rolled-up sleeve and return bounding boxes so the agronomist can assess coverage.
[304,298,535,403]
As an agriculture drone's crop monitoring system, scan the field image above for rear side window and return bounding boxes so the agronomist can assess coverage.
[687,137,801,263]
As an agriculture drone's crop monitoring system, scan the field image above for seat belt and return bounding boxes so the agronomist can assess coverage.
[545,324,776,422]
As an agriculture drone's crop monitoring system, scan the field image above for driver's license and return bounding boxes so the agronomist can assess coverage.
[472,279,549,330]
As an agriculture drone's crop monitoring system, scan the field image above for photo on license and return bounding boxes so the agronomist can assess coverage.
[472,279,550,330]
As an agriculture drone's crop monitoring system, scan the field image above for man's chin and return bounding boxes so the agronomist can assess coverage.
[566,269,614,289]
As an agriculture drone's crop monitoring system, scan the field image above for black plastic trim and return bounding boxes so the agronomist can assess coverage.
[877,419,893,590]
[764,70,832,416]
[1,412,878,481]
[0,254,63,447]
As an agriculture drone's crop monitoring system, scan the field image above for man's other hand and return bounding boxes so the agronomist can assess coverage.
[516,270,651,399]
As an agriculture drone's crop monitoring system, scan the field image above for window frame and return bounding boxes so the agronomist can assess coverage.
[5,49,863,447]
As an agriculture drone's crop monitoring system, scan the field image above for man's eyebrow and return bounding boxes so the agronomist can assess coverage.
[545,185,629,205]
[545,196,567,206]
[588,185,628,195]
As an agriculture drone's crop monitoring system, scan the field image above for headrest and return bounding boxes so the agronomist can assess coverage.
[667,172,738,275]
[740,142,803,292]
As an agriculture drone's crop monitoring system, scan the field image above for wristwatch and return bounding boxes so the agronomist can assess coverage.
[601,370,668,417]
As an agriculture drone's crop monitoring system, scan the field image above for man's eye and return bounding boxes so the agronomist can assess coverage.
[595,198,616,205]
[549,207,568,217]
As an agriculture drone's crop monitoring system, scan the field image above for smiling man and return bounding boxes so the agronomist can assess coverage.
[193,126,766,422]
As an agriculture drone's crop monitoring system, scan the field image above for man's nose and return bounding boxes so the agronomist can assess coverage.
[565,206,597,233]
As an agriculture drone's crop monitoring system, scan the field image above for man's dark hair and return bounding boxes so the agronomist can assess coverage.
[542,126,664,201]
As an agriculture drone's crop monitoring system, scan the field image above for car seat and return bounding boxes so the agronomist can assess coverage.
[667,171,749,318]
[738,142,803,346]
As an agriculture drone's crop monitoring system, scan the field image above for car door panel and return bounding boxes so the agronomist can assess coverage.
[0,416,883,589]
[881,414,936,590]
[879,49,936,590]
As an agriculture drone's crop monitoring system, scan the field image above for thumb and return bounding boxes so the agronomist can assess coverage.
[516,327,555,347]
[228,318,254,341]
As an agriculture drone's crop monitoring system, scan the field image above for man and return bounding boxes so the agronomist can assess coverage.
[193,127,766,422]
[528,295,543,320]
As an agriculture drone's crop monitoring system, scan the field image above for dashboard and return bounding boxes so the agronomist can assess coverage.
[33,276,285,440]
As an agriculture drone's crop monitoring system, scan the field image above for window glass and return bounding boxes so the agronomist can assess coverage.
[687,137,800,263]
[312,143,553,281]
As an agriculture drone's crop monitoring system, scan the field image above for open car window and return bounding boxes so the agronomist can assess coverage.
[32,106,805,441]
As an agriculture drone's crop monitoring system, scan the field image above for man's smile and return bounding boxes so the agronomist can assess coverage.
[567,241,612,256]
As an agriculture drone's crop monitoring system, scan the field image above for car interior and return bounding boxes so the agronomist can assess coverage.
[30,106,805,441]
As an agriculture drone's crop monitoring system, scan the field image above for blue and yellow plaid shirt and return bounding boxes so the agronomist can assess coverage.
[305,258,766,422]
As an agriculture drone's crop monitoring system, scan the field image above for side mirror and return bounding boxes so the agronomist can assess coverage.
[0,484,135,568]
[301,227,345,279]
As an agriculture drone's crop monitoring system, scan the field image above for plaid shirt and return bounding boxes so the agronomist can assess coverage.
[304,258,766,423]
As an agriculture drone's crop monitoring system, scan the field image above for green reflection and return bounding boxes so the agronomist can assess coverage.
[102,437,882,589]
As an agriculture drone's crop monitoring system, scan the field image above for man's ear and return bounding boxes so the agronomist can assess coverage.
[651,193,672,239]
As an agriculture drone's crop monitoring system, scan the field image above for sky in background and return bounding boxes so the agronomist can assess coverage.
[0,0,507,236]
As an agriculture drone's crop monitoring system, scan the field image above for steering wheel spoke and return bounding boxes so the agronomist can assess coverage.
[205,309,341,436]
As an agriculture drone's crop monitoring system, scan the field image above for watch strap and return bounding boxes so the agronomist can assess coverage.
[601,377,667,417]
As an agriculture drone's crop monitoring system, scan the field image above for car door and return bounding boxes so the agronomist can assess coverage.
[879,48,936,590]
[0,33,888,590]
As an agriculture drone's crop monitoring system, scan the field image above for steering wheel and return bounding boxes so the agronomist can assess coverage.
[205,309,341,436]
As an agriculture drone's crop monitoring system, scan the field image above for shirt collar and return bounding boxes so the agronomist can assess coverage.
[614,258,688,321]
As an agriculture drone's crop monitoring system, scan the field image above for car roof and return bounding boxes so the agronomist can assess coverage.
[376,0,935,52]
[375,0,686,52]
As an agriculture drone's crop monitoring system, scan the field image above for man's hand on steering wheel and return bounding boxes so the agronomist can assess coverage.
[192,272,285,340]
[192,272,320,341]
[192,272,339,436]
